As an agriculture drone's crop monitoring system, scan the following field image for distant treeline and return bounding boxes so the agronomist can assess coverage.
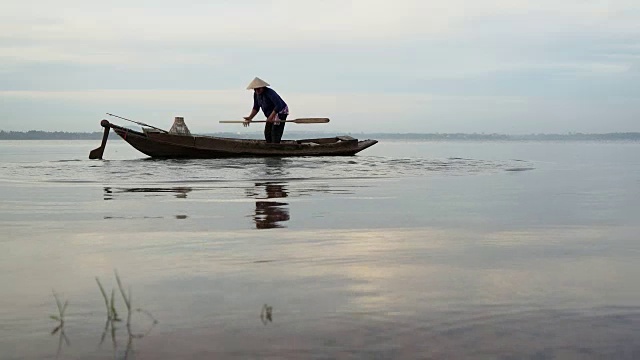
[1,130,639,141]
[0,130,106,140]
[365,132,640,141]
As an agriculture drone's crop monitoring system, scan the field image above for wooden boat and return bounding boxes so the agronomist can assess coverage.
[89,120,378,159]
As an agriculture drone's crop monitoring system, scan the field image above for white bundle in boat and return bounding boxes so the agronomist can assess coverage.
[169,116,191,136]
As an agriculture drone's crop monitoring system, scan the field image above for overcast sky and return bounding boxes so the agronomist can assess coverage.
[1,0,639,133]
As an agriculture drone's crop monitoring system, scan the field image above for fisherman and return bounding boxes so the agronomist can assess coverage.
[243,77,289,143]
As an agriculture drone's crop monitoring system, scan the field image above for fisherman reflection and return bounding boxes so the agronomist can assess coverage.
[253,182,290,229]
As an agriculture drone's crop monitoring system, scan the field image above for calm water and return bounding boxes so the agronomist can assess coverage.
[1,139,639,359]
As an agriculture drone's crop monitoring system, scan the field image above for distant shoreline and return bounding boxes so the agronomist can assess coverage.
[1,130,639,141]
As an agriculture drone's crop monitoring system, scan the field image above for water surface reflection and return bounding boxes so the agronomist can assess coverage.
[97,156,370,229]
[104,186,192,200]
[252,182,290,229]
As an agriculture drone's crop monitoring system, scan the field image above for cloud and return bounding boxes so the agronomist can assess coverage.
[0,46,224,67]
[3,1,639,46]
[2,0,639,74]
[1,1,639,132]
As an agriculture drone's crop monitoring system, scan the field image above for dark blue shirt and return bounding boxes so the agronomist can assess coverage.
[253,88,287,117]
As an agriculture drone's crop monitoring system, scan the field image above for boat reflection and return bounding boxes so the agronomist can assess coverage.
[103,187,192,200]
[252,182,290,229]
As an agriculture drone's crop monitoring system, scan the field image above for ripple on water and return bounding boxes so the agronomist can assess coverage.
[127,306,640,359]
[0,156,534,185]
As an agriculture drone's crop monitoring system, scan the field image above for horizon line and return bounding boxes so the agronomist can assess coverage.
[2,130,640,136]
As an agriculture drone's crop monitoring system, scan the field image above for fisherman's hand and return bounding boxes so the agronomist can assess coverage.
[243,117,252,127]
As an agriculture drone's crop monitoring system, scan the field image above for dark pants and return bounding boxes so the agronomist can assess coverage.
[264,113,287,143]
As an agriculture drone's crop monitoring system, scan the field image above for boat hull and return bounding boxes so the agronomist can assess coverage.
[105,122,377,158]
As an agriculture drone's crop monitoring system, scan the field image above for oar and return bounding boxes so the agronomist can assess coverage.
[89,120,111,160]
[219,118,329,124]
[106,113,169,133]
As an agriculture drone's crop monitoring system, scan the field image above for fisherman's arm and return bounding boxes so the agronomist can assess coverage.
[243,95,260,127]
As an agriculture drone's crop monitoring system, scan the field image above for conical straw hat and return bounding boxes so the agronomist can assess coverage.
[246,77,270,90]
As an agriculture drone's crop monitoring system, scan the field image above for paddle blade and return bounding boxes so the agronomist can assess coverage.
[89,125,110,160]
[89,147,104,160]
[292,118,330,124]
